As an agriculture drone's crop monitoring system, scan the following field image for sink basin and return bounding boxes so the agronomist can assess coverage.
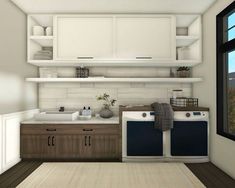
[34,111,79,121]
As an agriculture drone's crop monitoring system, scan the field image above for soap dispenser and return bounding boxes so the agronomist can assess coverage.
[82,106,86,116]
[87,107,92,116]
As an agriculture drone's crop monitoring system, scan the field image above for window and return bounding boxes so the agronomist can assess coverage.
[217,1,235,141]
[228,13,235,41]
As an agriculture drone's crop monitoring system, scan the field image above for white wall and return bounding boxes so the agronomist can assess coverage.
[0,0,38,114]
[39,67,192,115]
[193,0,235,179]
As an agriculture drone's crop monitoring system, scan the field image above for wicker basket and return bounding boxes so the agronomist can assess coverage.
[170,98,198,107]
[177,70,190,78]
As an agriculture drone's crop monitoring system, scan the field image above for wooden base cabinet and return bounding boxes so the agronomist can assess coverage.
[80,135,119,159]
[90,135,119,159]
[20,124,120,161]
[21,135,42,158]
[41,135,56,158]
[56,135,83,158]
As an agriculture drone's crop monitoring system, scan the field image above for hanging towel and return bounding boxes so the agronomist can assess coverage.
[151,102,174,131]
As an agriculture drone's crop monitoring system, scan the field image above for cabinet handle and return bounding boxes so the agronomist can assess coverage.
[88,136,91,146]
[136,57,153,59]
[85,136,87,146]
[48,136,50,146]
[83,129,93,132]
[77,57,94,59]
[46,129,56,132]
[52,136,55,146]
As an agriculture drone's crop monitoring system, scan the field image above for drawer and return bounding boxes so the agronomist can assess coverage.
[21,124,119,135]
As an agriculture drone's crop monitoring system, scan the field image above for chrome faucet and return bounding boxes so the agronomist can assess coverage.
[59,107,65,112]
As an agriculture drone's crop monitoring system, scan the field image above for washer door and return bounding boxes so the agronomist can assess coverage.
[127,121,163,156]
[171,121,208,156]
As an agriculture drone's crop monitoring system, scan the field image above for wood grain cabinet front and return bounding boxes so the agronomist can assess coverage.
[21,135,42,159]
[20,124,120,161]
[41,135,56,159]
[90,135,119,159]
[55,135,83,158]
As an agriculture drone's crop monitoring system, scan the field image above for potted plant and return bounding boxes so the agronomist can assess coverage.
[177,66,190,78]
[97,93,116,118]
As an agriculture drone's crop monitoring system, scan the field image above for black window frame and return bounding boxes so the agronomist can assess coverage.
[217,1,235,141]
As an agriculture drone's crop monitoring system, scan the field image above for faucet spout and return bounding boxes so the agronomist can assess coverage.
[59,107,65,112]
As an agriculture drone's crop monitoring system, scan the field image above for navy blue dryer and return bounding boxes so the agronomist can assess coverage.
[171,112,209,156]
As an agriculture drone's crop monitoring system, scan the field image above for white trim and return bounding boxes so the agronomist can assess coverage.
[0,115,2,174]
[53,15,57,61]
[0,109,39,174]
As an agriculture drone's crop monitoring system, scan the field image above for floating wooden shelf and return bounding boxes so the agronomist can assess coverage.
[176,36,199,47]
[26,77,203,83]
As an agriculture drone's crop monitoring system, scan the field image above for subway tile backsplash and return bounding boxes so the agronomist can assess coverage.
[39,67,192,115]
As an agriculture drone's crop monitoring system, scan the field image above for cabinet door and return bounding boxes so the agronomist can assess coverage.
[116,16,175,59]
[78,135,92,159]
[90,135,119,159]
[56,135,83,158]
[55,16,113,60]
[21,135,42,158]
[41,135,56,158]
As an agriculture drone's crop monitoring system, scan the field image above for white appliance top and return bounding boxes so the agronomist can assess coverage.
[11,0,217,14]
[122,111,209,121]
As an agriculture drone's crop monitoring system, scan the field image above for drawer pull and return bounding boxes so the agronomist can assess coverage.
[85,136,87,146]
[52,136,55,146]
[46,129,57,132]
[48,136,50,146]
[83,129,93,132]
[77,57,94,59]
[88,136,91,146]
[136,56,153,59]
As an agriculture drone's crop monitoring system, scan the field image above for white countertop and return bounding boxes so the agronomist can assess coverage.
[21,116,120,125]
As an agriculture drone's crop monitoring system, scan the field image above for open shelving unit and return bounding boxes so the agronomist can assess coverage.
[175,15,202,62]
[26,77,203,83]
[27,15,54,62]
[176,36,199,47]
[29,36,53,47]
[26,14,202,68]
[26,14,203,85]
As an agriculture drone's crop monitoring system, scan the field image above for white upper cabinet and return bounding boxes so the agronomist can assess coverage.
[27,14,202,66]
[115,16,176,60]
[55,16,113,60]
[54,15,176,61]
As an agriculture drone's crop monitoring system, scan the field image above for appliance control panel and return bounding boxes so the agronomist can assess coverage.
[122,111,209,121]
[174,111,209,121]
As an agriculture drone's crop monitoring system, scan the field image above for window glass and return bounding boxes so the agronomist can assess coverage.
[228,13,235,41]
[227,50,235,135]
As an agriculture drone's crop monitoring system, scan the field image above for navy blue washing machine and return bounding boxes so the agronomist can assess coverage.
[171,111,209,156]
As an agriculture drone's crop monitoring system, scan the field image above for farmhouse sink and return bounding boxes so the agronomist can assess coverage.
[34,111,79,121]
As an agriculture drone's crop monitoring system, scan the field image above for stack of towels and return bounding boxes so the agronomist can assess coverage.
[34,47,53,60]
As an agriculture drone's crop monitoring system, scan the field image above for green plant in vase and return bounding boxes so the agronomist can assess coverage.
[97,93,116,118]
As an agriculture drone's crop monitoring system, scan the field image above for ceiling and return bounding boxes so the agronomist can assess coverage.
[11,0,217,14]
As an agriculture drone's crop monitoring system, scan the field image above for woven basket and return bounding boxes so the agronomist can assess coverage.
[177,70,190,78]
